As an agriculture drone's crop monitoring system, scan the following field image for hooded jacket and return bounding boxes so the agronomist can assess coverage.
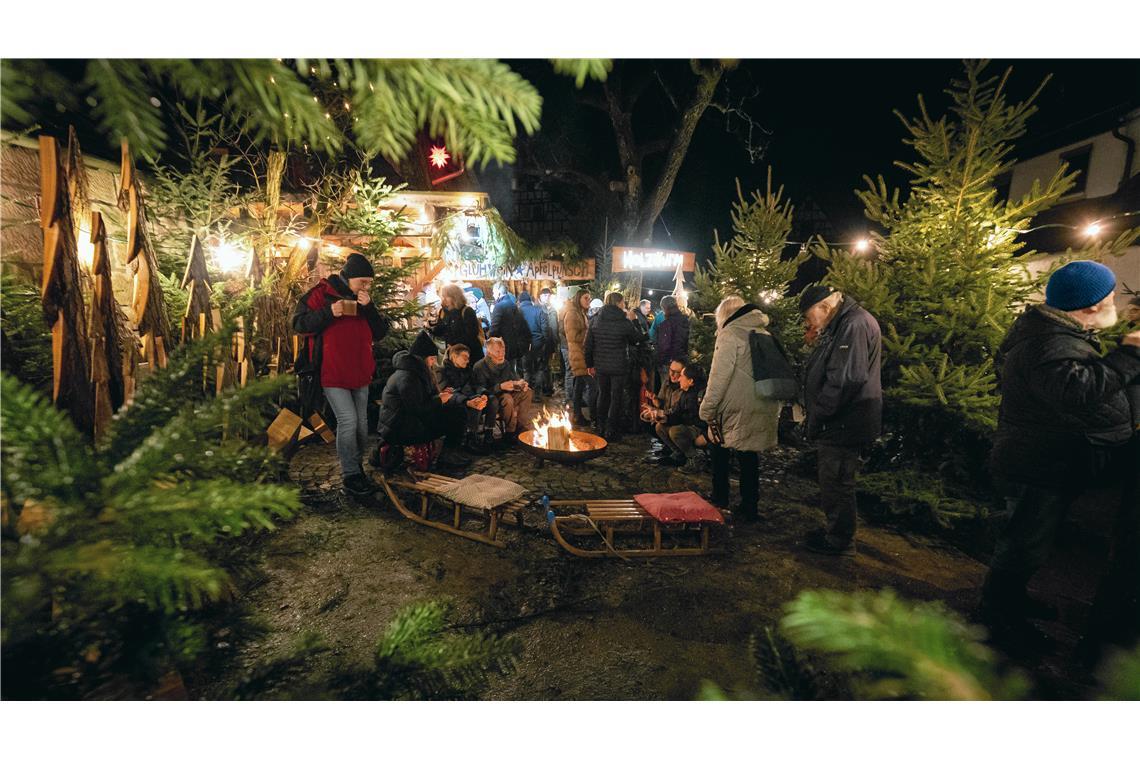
[665,386,703,427]
[489,292,531,360]
[991,304,1140,486]
[430,304,484,362]
[377,350,441,442]
[655,306,691,367]
[517,291,548,350]
[700,305,782,452]
[585,303,643,376]
[802,296,882,447]
[292,274,390,389]
[561,295,590,377]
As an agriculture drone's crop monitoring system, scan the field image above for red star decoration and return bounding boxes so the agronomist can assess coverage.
[429,145,450,169]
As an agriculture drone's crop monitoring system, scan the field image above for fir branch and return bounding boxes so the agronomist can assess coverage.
[551,59,613,88]
[781,589,1029,700]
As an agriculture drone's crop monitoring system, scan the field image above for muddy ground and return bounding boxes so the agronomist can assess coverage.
[189,414,1115,700]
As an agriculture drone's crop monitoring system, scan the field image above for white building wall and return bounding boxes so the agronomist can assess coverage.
[1009,109,1140,202]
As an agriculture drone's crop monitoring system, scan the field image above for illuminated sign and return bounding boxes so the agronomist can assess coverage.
[438,258,595,282]
[611,246,696,272]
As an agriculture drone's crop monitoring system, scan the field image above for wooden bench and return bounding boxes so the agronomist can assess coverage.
[545,498,728,559]
[378,471,529,548]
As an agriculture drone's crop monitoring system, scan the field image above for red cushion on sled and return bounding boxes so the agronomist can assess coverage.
[633,491,725,524]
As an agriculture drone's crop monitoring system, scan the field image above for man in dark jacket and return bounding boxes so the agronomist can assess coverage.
[376,330,468,468]
[655,295,690,393]
[472,336,534,442]
[982,261,1140,651]
[585,291,645,441]
[540,288,560,395]
[800,285,882,556]
[489,283,532,369]
[517,290,549,403]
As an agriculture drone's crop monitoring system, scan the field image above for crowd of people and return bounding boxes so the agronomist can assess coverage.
[294,253,1140,661]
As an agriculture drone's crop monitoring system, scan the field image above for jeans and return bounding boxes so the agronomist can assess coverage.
[595,372,624,435]
[324,385,369,477]
[711,444,759,516]
[561,347,575,402]
[818,443,862,546]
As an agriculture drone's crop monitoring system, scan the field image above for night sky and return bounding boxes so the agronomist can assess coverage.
[488,58,1140,288]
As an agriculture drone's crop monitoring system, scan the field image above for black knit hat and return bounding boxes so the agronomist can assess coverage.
[341,253,375,280]
[798,284,835,313]
[409,330,438,359]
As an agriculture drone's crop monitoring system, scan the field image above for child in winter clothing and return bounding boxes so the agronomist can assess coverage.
[654,364,708,471]
[437,343,495,453]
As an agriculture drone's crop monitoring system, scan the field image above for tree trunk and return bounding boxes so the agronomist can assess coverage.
[634,62,726,242]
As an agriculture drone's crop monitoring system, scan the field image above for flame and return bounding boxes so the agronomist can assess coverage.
[530,408,578,451]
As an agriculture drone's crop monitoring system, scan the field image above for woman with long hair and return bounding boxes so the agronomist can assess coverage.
[431,282,484,363]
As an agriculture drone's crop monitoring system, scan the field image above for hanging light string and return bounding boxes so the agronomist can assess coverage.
[782,209,1140,250]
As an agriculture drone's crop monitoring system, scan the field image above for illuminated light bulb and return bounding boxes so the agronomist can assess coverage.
[1084,222,1102,237]
[77,225,95,270]
[854,239,871,253]
[647,289,654,295]
[211,241,249,274]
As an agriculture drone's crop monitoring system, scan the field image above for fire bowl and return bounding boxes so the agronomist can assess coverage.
[517,429,608,466]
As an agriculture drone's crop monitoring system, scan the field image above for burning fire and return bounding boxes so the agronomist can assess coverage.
[530,408,578,451]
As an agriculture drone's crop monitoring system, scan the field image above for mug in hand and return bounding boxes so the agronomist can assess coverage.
[340,299,358,316]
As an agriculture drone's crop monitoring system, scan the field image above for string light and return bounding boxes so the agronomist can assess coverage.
[1084,222,1102,237]
[854,239,871,253]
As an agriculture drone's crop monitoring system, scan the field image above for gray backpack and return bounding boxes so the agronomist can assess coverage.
[748,330,798,400]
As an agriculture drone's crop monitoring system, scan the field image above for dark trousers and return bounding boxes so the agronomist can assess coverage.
[711,444,759,516]
[595,372,624,435]
[463,400,496,435]
[570,372,587,421]
[985,440,1140,642]
[818,443,862,546]
[387,403,466,448]
[522,345,546,401]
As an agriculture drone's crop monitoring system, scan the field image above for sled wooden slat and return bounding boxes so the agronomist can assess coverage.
[546,498,727,559]
[379,471,528,548]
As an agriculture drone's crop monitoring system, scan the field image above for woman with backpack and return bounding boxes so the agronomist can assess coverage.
[292,253,390,496]
[699,295,782,523]
[431,282,484,362]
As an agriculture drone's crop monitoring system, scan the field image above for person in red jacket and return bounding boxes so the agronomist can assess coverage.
[292,253,389,496]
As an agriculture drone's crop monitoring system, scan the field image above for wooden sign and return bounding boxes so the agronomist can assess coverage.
[436,258,595,282]
[611,247,696,273]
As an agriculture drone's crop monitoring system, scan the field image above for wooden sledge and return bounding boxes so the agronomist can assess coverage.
[378,471,530,548]
[545,498,729,559]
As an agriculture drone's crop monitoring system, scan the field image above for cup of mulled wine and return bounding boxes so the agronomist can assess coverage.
[341,299,358,316]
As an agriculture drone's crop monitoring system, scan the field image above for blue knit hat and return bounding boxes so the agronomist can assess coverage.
[1045,261,1116,311]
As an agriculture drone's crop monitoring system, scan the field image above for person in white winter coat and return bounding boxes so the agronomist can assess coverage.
[699,295,783,522]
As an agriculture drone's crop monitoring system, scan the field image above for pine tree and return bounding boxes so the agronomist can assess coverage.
[819,61,1138,441]
[690,169,808,366]
[1,329,302,698]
